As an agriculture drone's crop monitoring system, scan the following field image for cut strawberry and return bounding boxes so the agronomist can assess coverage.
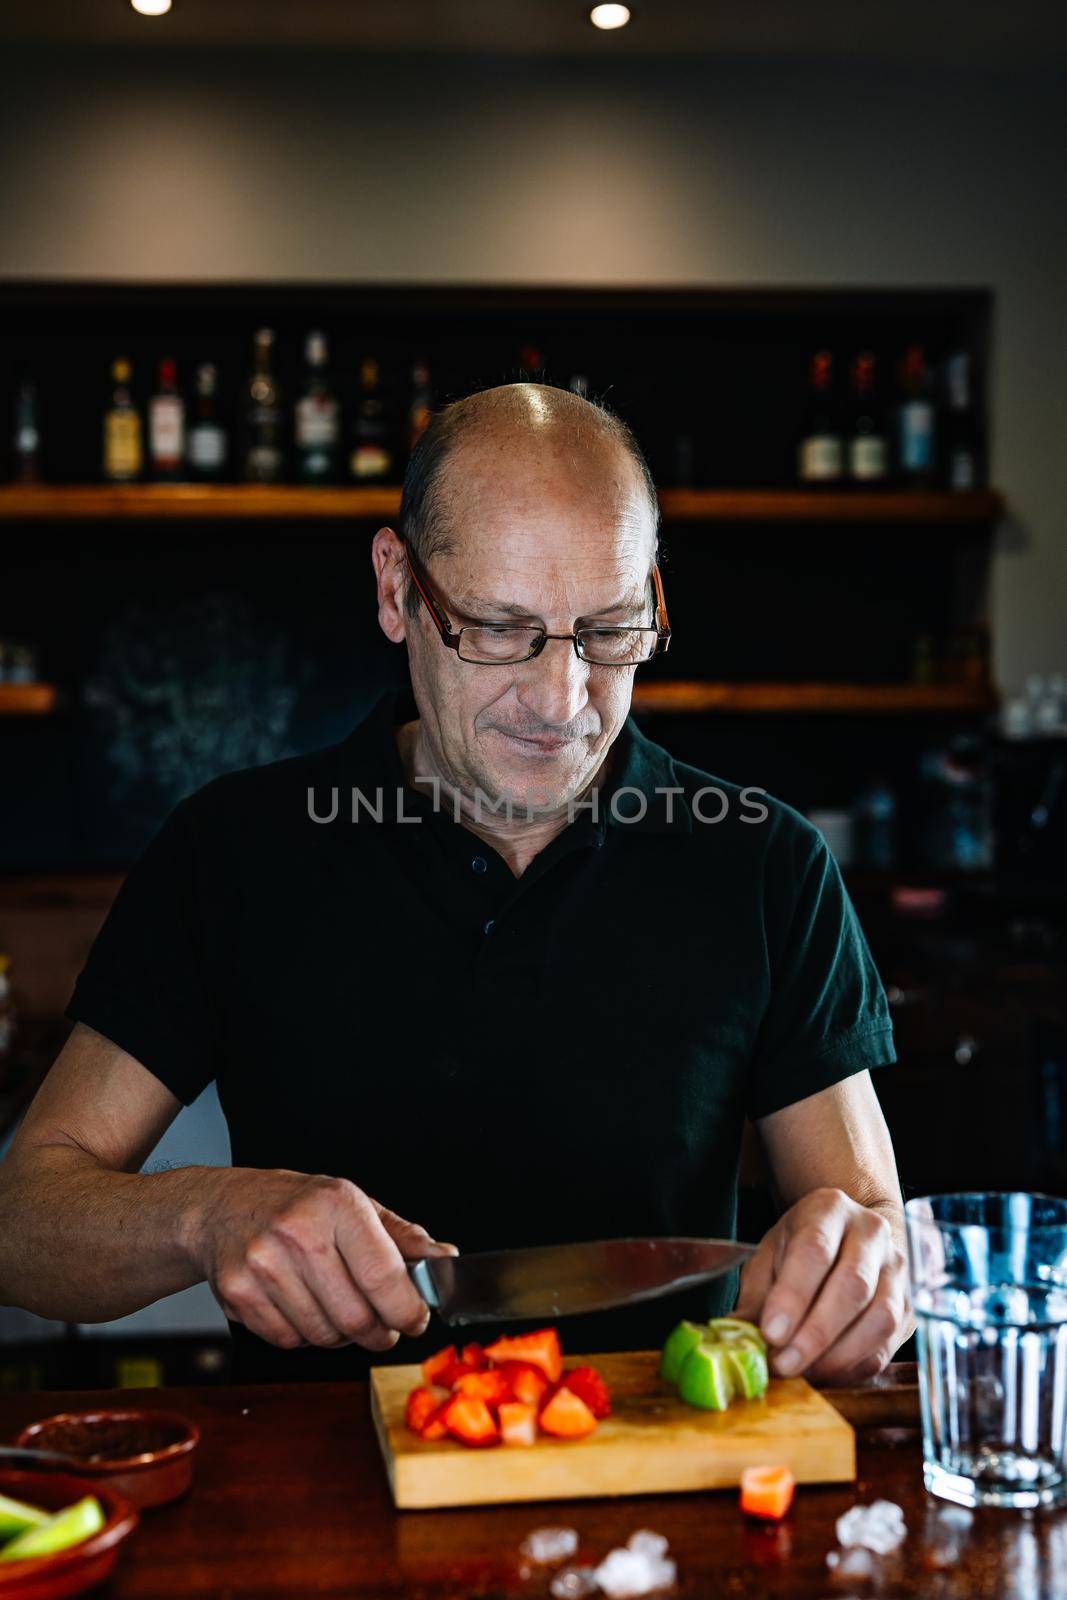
[454,1369,513,1410]
[461,1342,488,1370]
[484,1328,563,1384]
[442,1393,500,1448]
[420,1401,450,1442]
[561,1365,612,1420]
[435,1358,481,1389]
[539,1384,598,1439]
[496,1361,550,1407]
[421,1345,458,1387]
[499,1401,538,1447]
[740,1463,796,1520]
[405,1385,446,1436]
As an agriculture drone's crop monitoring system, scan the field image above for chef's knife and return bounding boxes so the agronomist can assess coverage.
[408,1237,756,1327]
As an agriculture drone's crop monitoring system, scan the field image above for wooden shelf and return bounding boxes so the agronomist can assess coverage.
[630,680,998,715]
[0,485,1004,524]
[0,682,57,716]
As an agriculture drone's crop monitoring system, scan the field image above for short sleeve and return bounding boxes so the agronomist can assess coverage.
[746,814,896,1120]
[65,797,221,1106]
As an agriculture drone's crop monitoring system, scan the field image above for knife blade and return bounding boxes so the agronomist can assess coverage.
[408,1237,756,1327]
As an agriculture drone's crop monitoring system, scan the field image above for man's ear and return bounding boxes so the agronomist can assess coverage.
[371,527,408,645]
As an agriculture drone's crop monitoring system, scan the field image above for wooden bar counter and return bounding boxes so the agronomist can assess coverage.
[0,1368,1063,1597]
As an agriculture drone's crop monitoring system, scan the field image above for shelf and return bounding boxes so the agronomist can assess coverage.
[0,682,57,716]
[0,485,1004,524]
[630,680,998,715]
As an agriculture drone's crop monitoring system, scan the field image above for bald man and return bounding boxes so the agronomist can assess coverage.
[0,384,910,1385]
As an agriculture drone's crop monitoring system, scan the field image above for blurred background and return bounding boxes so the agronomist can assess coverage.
[0,0,1065,1387]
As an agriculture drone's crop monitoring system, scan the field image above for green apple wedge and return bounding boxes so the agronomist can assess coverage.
[0,1493,49,1541]
[0,1496,105,1563]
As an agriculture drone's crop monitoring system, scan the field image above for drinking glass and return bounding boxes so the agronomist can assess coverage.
[906,1193,1067,1508]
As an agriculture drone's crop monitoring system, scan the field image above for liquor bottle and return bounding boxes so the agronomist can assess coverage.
[407,360,433,456]
[797,350,843,484]
[518,345,544,381]
[103,358,142,483]
[846,352,889,483]
[294,331,340,483]
[943,350,982,491]
[349,357,393,482]
[187,363,229,481]
[568,374,589,399]
[148,357,185,481]
[12,380,41,483]
[242,328,284,483]
[895,344,936,486]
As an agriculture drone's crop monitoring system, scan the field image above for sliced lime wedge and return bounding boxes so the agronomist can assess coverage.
[660,1320,705,1386]
[0,1493,49,1542]
[0,1496,105,1563]
[678,1342,736,1411]
[723,1341,770,1399]
[706,1317,768,1352]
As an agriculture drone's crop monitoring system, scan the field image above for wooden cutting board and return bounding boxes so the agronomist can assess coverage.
[371,1349,856,1509]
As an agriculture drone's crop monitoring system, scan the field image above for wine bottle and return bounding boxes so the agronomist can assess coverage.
[407,359,433,456]
[349,357,393,482]
[797,350,843,484]
[148,357,185,481]
[242,328,284,483]
[187,363,229,481]
[846,352,889,483]
[895,344,936,486]
[943,350,982,491]
[295,331,340,484]
[13,380,41,484]
[103,358,142,483]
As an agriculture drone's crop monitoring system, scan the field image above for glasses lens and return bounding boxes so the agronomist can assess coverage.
[577,628,657,665]
[458,625,543,663]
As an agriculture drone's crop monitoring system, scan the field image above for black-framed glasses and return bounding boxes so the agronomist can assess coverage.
[401,541,672,666]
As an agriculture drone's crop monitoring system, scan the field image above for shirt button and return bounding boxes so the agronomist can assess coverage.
[483,919,495,935]
[471,855,488,873]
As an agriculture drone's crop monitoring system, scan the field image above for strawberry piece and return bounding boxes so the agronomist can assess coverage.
[436,1358,480,1389]
[561,1365,612,1420]
[538,1385,598,1439]
[484,1328,563,1385]
[461,1342,488,1370]
[405,1385,446,1436]
[740,1463,796,1520]
[442,1393,500,1447]
[499,1401,538,1447]
[496,1361,550,1407]
[420,1401,450,1442]
[454,1369,513,1410]
[421,1345,458,1387]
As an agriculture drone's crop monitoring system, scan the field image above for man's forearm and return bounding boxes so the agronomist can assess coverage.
[0,1145,230,1322]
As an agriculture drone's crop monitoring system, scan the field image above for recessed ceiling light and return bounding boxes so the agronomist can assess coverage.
[589,4,632,29]
[131,0,172,15]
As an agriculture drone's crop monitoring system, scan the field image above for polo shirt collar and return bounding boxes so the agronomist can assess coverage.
[336,686,692,837]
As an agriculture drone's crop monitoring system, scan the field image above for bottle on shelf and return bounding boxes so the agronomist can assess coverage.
[846,352,889,483]
[518,345,544,381]
[12,379,41,484]
[407,359,434,456]
[294,331,341,484]
[186,363,229,481]
[568,374,589,399]
[148,357,185,482]
[242,328,284,484]
[103,357,142,483]
[797,349,843,485]
[943,350,982,491]
[348,357,393,482]
[895,343,936,486]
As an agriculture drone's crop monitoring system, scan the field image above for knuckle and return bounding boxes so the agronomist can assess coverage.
[245,1239,280,1281]
[272,1327,304,1350]
[838,1262,878,1305]
[341,1305,378,1340]
[871,1302,899,1342]
[216,1268,253,1306]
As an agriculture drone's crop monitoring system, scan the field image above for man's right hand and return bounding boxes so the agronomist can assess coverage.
[186,1168,457,1352]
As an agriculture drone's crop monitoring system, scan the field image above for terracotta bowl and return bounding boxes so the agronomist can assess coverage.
[14,1411,199,1511]
[0,1468,138,1599]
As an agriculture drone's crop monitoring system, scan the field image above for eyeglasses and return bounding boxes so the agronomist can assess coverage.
[401,542,672,666]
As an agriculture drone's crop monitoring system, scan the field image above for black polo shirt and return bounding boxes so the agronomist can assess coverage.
[66,686,896,1382]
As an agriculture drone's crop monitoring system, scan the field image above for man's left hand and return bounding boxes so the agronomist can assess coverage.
[733,1186,910,1385]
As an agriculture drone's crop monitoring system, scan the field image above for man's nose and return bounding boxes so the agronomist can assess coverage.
[515,635,590,727]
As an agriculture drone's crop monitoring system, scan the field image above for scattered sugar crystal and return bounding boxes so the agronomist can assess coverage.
[595,1547,676,1597]
[835,1499,906,1555]
[550,1566,600,1599]
[627,1531,670,1559]
[521,1527,580,1565]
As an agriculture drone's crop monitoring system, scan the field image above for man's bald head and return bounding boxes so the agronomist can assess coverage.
[398,383,659,618]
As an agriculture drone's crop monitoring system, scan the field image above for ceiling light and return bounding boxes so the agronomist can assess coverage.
[589,4,631,29]
[131,0,172,15]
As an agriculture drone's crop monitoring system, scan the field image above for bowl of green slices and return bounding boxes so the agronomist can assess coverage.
[0,1471,137,1598]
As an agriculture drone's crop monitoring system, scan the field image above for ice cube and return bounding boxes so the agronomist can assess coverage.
[827,1545,875,1578]
[549,1566,600,1599]
[834,1499,906,1555]
[627,1530,670,1559]
[521,1527,580,1565]
[595,1546,676,1596]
